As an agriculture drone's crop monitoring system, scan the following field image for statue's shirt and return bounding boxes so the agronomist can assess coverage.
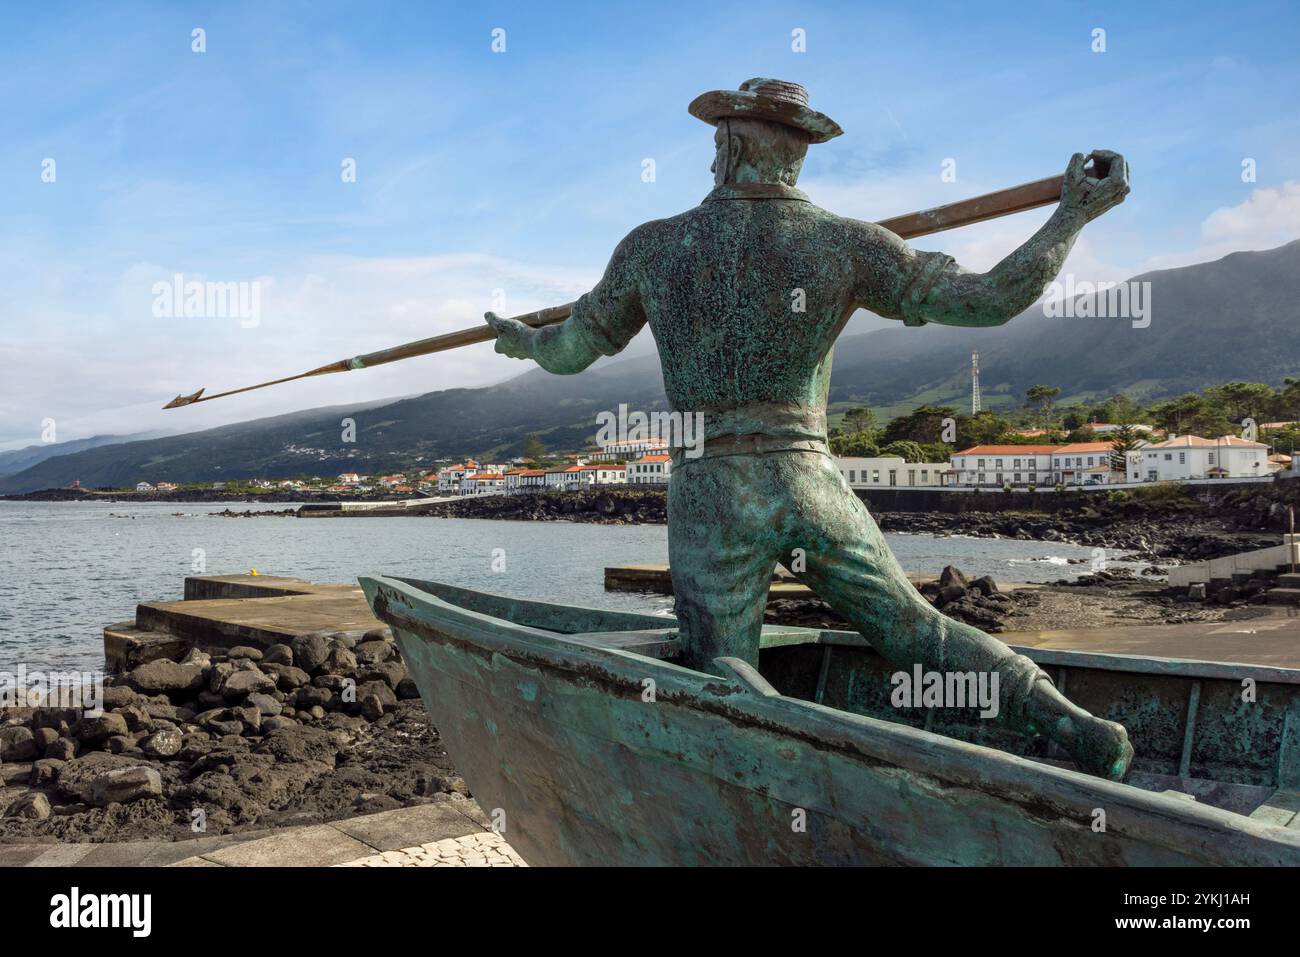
[534,182,960,451]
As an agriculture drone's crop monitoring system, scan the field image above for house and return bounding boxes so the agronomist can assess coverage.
[461,473,505,496]
[505,469,547,493]
[156,482,179,491]
[945,446,1058,488]
[544,467,575,489]
[1051,442,1118,486]
[628,453,672,484]
[591,438,669,462]
[436,459,480,494]
[1137,435,1270,481]
[836,456,947,488]
[573,464,627,487]
[337,473,361,484]
[135,482,155,492]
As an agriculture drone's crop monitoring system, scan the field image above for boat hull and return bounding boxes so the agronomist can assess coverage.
[362,576,1300,866]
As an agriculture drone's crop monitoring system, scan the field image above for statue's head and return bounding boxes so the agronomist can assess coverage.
[689,78,843,188]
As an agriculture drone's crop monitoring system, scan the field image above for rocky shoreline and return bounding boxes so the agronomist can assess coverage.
[414,487,1282,564]
[0,629,470,844]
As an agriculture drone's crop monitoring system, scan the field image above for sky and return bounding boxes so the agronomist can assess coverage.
[1,0,1298,450]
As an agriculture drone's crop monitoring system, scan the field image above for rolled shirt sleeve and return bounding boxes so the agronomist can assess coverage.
[532,231,648,373]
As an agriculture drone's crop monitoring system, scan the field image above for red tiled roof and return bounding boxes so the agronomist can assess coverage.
[636,454,672,463]
[1147,435,1267,449]
[1053,442,1114,454]
[953,445,1059,455]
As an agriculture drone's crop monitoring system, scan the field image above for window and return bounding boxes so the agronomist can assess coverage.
[1178,453,1185,464]
[977,459,985,468]
[889,470,896,486]
[871,470,880,483]
[995,459,1004,468]
[1014,474,1021,483]
[1164,453,1172,461]
[849,470,856,483]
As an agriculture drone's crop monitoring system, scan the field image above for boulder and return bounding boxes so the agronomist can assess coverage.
[395,678,421,700]
[89,766,163,807]
[228,646,264,661]
[246,693,281,717]
[31,727,60,751]
[262,644,293,666]
[100,685,140,710]
[141,726,183,758]
[938,565,969,590]
[0,727,37,761]
[5,792,50,820]
[124,660,205,696]
[290,633,330,673]
[72,712,129,744]
[322,646,358,675]
[44,738,77,761]
[29,758,63,787]
[219,670,276,700]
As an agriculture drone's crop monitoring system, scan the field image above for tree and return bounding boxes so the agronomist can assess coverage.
[880,440,925,463]
[523,434,547,462]
[957,410,1012,448]
[831,433,879,457]
[881,405,957,446]
[1205,381,1276,429]
[1109,423,1141,473]
[1025,384,1061,430]
[843,406,876,436]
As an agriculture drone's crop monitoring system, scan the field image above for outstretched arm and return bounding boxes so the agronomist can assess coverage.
[486,229,648,374]
[853,151,1130,327]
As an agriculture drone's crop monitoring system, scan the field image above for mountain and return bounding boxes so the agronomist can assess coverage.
[0,433,151,478]
[828,239,1300,415]
[0,356,670,493]
[2,240,1297,493]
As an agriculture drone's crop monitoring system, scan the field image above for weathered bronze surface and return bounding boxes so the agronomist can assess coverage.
[486,78,1133,779]
[362,576,1300,866]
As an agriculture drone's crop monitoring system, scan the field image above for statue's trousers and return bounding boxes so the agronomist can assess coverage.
[668,449,1050,731]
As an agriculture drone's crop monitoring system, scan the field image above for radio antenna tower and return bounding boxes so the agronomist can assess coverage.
[971,351,981,415]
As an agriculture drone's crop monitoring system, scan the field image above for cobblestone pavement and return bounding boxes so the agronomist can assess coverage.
[335,831,527,867]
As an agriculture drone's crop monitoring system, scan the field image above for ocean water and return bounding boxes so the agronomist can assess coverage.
[0,501,1102,672]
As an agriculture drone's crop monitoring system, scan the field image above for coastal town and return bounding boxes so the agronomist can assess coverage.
[114,424,1291,500]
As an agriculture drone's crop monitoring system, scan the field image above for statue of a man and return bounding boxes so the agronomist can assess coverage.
[487,78,1133,779]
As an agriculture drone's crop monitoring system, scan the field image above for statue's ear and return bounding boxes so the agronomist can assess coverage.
[728,133,744,164]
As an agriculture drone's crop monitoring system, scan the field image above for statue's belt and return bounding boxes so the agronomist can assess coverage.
[670,435,831,465]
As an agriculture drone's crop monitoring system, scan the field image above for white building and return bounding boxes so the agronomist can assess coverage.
[136,482,154,492]
[1137,435,1269,481]
[504,469,546,492]
[836,456,946,488]
[1051,442,1119,486]
[461,472,505,496]
[436,459,480,494]
[628,453,672,484]
[591,438,669,462]
[337,472,361,484]
[571,464,627,488]
[946,446,1057,488]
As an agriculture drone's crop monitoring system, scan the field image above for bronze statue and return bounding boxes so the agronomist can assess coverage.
[487,78,1133,779]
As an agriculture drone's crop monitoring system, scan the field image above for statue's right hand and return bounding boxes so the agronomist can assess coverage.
[485,312,534,360]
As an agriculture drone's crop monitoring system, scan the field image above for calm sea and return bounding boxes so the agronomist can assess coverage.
[0,501,1102,672]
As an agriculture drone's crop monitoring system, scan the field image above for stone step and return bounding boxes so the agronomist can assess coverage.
[102,622,191,673]
[1267,588,1300,606]
[1277,573,1300,588]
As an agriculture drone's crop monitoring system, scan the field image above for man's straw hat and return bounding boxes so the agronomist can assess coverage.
[688,77,843,143]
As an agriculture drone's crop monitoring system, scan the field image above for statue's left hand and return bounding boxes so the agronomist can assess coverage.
[1060,150,1130,223]
[486,311,535,360]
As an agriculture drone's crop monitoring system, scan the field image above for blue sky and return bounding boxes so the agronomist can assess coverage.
[1,0,1297,448]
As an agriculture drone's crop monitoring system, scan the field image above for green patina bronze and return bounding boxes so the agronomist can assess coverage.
[361,576,1300,866]
[486,78,1136,780]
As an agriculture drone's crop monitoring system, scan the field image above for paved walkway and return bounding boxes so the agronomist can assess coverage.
[336,831,526,867]
[0,799,501,867]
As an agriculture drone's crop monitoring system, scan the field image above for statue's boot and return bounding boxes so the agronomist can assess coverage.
[1023,677,1133,781]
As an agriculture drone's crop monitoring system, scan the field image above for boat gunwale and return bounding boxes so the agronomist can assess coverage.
[395,575,1300,686]
[361,574,1300,862]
